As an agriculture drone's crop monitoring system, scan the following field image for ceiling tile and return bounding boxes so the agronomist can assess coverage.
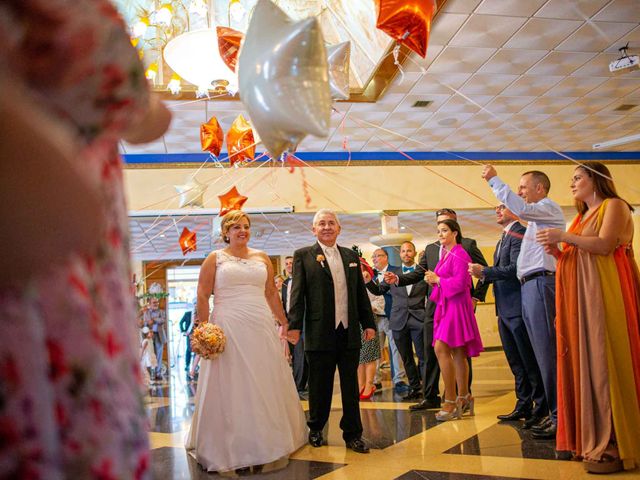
[461,112,512,129]
[534,0,610,20]
[475,0,547,17]
[429,13,470,45]
[422,112,475,128]
[559,96,616,114]
[604,24,640,52]
[437,94,494,113]
[441,0,482,14]
[572,52,640,76]
[459,73,519,95]
[520,96,579,114]
[508,113,553,129]
[427,46,497,73]
[586,77,640,97]
[555,21,637,52]
[410,73,473,95]
[503,18,583,50]
[526,51,597,75]
[571,114,623,129]
[544,76,609,97]
[477,48,548,74]
[593,0,640,22]
[536,114,589,129]
[485,96,536,113]
[394,93,452,112]
[382,112,434,128]
[449,15,527,48]
[412,127,457,141]
[501,75,564,96]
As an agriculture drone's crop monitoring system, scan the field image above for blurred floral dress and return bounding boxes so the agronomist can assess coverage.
[0,0,152,478]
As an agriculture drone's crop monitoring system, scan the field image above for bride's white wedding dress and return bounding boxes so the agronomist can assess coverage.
[185,251,307,472]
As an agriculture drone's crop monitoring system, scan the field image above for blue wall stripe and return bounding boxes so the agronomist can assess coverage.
[123,151,640,164]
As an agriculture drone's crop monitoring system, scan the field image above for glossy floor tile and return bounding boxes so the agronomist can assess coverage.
[146,352,640,479]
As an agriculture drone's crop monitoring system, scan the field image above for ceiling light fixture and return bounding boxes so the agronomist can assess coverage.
[592,133,640,150]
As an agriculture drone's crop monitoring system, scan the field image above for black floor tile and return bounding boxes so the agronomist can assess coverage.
[445,423,559,460]
[395,470,538,480]
[151,447,344,479]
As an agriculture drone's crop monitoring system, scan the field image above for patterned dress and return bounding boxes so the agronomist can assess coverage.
[0,1,152,478]
[555,199,640,470]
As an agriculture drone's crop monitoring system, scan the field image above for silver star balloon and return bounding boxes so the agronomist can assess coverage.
[175,177,207,208]
[327,41,351,101]
[237,0,331,159]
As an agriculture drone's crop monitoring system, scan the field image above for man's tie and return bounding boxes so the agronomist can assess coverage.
[402,266,415,273]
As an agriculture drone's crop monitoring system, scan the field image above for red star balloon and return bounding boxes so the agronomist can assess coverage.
[179,227,197,255]
[217,26,244,72]
[218,186,248,216]
[200,116,224,157]
[226,114,255,166]
[375,0,435,58]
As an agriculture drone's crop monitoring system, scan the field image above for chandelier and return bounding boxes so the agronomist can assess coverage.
[125,0,248,98]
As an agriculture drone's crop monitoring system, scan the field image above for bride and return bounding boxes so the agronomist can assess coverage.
[185,210,307,472]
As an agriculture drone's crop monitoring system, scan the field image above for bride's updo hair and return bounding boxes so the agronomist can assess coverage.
[220,210,251,243]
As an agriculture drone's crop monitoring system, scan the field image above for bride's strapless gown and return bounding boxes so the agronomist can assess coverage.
[185,251,307,472]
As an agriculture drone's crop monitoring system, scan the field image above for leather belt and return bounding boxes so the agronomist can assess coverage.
[520,270,555,285]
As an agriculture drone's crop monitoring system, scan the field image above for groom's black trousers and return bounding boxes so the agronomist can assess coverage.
[305,325,362,442]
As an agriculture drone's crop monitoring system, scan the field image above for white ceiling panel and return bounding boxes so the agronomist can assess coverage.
[475,0,548,17]
[556,21,637,52]
[477,48,548,74]
[427,46,497,73]
[449,15,527,48]
[503,18,583,49]
[593,0,640,22]
[534,0,610,20]
[459,73,519,95]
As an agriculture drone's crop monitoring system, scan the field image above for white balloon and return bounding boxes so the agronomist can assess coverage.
[327,41,351,101]
[237,0,331,159]
[175,177,207,208]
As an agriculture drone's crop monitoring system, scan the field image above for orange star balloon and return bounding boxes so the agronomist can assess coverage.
[200,116,224,157]
[218,186,248,216]
[226,114,255,166]
[179,227,197,255]
[217,26,244,72]
[375,0,435,58]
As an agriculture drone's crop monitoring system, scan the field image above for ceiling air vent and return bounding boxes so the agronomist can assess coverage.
[613,104,638,112]
[412,100,433,108]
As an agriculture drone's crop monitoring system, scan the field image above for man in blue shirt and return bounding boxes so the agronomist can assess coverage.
[482,165,565,440]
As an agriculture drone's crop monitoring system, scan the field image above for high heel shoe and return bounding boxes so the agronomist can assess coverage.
[435,399,460,421]
[360,385,376,400]
[457,394,475,416]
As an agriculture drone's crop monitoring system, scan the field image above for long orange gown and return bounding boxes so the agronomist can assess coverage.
[555,199,640,470]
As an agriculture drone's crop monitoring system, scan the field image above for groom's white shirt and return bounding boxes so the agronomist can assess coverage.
[319,241,348,329]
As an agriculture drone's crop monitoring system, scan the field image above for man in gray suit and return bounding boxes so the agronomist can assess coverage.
[365,241,426,400]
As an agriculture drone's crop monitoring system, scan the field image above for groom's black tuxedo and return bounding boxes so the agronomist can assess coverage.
[289,242,375,441]
[288,243,375,350]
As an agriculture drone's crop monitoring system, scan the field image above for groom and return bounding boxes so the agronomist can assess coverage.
[288,209,376,454]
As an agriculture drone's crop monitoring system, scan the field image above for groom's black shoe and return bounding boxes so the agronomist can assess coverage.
[345,437,369,454]
[308,430,323,448]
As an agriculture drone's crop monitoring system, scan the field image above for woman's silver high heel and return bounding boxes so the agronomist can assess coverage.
[457,394,475,416]
[435,399,460,421]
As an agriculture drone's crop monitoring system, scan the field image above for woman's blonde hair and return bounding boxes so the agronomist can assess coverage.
[220,210,251,243]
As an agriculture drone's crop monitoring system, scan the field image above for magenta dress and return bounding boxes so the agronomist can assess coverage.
[430,244,484,357]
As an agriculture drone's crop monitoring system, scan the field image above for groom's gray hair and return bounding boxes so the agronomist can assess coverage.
[312,209,341,227]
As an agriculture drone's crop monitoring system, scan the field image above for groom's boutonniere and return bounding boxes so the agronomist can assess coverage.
[316,254,325,268]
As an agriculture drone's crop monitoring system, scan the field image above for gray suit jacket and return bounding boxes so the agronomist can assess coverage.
[366,265,428,331]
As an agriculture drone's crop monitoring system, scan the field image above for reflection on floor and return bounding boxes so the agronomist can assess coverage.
[147,352,639,479]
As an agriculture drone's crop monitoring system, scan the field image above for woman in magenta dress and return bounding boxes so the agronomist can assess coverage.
[425,219,484,421]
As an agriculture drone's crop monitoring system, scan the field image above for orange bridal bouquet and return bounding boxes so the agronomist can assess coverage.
[190,323,226,359]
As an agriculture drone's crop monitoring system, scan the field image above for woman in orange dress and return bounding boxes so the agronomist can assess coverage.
[537,162,640,474]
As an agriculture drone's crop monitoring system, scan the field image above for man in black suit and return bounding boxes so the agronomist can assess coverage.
[365,241,426,400]
[282,255,308,395]
[469,205,546,423]
[288,209,376,454]
[385,208,489,411]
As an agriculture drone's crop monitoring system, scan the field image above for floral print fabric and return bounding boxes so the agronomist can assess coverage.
[0,0,151,478]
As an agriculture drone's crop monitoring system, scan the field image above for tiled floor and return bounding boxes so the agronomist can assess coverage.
[146,352,639,479]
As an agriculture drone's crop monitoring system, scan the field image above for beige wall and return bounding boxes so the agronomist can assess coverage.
[124,163,640,212]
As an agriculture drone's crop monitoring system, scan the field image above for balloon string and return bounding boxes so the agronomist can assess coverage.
[344,113,494,207]
[392,43,405,84]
